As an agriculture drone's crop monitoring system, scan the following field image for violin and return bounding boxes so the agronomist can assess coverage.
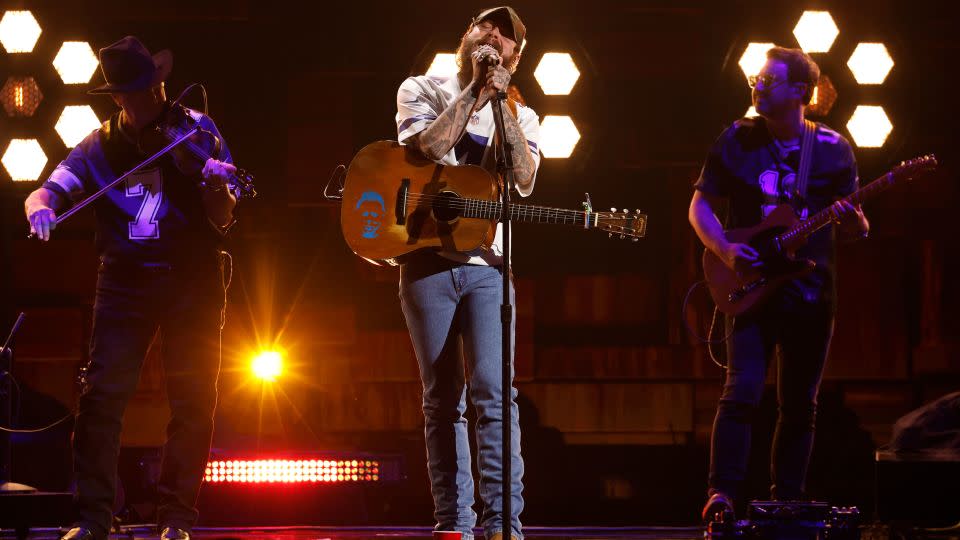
[27,84,256,240]
[137,101,257,199]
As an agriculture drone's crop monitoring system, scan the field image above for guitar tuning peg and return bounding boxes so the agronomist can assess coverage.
[608,232,613,238]
[632,237,639,242]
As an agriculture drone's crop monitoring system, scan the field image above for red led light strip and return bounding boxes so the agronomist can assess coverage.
[203,459,381,484]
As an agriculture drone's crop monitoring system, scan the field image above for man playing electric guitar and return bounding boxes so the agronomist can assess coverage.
[688,46,869,522]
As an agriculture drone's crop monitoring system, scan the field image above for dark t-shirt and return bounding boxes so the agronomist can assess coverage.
[43,106,232,263]
[694,117,858,301]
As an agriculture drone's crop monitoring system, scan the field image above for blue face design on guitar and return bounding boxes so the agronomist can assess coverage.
[356,191,386,239]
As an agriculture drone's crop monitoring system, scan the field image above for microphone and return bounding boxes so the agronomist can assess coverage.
[478,51,500,66]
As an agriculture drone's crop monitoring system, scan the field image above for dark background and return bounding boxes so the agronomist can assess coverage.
[1,0,958,526]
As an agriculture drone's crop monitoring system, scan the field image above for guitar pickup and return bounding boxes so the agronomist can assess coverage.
[396,178,410,225]
[729,277,767,303]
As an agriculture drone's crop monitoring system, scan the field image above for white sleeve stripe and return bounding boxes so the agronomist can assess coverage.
[48,166,84,200]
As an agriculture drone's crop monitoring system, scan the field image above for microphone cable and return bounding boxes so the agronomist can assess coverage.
[681,280,734,369]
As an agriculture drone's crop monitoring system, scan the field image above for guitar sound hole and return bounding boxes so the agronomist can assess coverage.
[432,191,463,223]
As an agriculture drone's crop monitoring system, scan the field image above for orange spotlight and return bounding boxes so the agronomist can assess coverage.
[251,350,283,382]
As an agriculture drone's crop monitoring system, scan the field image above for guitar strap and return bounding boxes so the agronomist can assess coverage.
[506,97,519,119]
[795,118,817,205]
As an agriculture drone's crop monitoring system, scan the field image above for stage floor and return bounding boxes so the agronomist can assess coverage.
[2,525,958,540]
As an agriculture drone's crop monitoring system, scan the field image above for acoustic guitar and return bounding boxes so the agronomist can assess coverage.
[340,141,648,265]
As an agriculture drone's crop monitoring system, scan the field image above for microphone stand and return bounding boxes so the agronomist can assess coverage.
[0,312,34,493]
[489,88,515,538]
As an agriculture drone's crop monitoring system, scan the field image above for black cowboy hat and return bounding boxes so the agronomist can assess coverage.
[88,36,172,94]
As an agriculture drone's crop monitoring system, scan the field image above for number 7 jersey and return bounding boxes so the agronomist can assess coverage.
[41,107,232,263]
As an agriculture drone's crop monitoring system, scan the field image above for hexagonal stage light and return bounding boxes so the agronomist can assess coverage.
[2,139,48,181]
[0,10,42,53]
[53,41,100,84]
[426,53,457,77]
[56,105,101,147]
[847,42,894,84]
[793,11,839,53]
[738,42,775,80]
[533,52,580,95]
[538,115,581,159]
[806,75,838,117]
[1,76,43,117]
[846,105,893,148]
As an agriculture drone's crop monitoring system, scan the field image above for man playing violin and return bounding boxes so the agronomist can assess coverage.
[23,36,237,540]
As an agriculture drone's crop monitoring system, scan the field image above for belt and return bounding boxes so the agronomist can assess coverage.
[99,256,174,272]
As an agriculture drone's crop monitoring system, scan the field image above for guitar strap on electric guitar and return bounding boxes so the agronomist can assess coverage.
[794,118,817,212]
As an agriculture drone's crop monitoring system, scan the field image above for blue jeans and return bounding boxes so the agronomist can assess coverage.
[708,284,834,503]
[399,254,524,540]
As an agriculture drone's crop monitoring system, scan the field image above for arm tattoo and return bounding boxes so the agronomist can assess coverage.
[413,83,536,193]
[501,109,536,192]
[416,86,479,161]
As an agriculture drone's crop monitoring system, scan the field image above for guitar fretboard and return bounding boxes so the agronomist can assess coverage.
[777,171,898,244]
[460,198,592,225]
[402,191,647,238]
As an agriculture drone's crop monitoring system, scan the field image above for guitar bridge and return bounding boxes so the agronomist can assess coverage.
[396,178,410,225]
[729,277,767,303]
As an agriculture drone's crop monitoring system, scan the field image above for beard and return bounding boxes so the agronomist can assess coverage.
[455,32,519,75]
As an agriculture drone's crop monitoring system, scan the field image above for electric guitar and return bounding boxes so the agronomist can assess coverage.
[340,141,648,265]
[702,154,937,316]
